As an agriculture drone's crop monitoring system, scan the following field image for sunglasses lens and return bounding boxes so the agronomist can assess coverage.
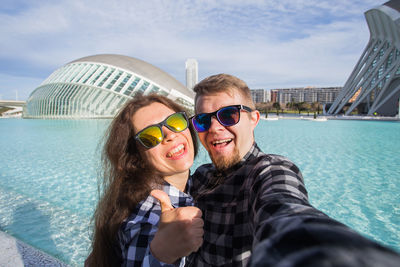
[166,113,188,132]
[217,106,240,126]
[137,126,163,148]
[192,113,211,132]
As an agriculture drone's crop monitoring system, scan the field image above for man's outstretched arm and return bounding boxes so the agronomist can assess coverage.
[249,159,400,266]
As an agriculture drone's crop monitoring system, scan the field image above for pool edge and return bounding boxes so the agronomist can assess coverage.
[0,230,71,267]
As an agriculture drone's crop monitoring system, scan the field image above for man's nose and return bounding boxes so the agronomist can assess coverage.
[208,116,224,132]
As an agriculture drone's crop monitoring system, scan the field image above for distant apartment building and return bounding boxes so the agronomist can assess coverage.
[271,90,278,103]
[275,87,342,105]
[250,89,271,103]
[185,58,198,90]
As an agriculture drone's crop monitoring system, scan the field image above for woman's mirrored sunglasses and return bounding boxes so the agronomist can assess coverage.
[135,112,188,149]
[191,105,252,133]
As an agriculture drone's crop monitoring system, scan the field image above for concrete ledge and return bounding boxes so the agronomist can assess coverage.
[328,115,400,121]
[0,231,70,267]
[260,115,400,121]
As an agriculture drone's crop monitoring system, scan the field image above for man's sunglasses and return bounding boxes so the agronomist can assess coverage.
[191,105,252,133]
[135,112,189,148]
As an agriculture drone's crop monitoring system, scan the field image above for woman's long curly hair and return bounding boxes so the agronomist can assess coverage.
[86,94,198,267]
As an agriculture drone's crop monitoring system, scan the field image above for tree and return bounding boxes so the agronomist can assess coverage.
[296,102,309,114]
[255,102,273,117]
[292,102,298,113]
[272,102,281,115]
[303,102,311,115]
[311,102,321,114]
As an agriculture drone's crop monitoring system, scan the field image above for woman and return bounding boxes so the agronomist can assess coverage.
[86,94,200,266]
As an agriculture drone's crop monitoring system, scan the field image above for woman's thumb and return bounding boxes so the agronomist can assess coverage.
[151,189,174,212]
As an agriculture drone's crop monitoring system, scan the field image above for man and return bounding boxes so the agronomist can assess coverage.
[151,74,400,266]
[186,73,316,265]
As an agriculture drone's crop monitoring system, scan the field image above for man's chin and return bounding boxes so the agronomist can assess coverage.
[210,150,241,171]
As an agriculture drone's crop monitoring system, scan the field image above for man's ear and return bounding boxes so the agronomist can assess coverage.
[250,109,260,129]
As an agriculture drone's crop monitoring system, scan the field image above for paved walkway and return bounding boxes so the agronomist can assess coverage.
[0,231,70,267]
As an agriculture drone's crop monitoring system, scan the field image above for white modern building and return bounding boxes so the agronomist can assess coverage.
[185,58,198,90]
[24,54,194,119]
[328,0,400,116]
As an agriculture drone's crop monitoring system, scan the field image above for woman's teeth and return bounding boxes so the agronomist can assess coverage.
[167,144,185,157]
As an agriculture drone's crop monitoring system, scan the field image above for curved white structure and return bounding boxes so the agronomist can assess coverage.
[328,0,400,116]
[24,54,194,119]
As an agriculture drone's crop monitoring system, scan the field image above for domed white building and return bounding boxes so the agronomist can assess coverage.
[24,54,194,119]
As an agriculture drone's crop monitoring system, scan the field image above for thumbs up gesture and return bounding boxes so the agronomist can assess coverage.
[149,190,204,264]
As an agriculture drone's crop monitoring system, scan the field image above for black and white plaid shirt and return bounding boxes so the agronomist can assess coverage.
[118,181,194,267]
[187,143,400,266]
[186,143,316,266]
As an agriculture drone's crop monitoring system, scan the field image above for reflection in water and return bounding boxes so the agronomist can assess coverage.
[9,202,63,260]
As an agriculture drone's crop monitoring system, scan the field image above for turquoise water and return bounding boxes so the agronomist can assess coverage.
[0,118,399,266]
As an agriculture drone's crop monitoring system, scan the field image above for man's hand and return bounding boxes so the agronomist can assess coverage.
[149,190,204,264]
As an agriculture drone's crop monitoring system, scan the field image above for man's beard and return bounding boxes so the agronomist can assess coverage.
[210,146,241,171]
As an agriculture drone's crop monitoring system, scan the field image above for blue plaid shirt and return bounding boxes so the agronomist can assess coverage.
[118,181,194,267]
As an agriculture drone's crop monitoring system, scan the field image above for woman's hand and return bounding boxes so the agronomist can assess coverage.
[150,190,204,264]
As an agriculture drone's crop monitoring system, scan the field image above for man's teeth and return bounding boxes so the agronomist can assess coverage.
[212,139,232,145]
[167,144,185,157]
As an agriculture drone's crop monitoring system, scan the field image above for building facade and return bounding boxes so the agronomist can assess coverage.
[24,54,194,119]
[275,87,342,105]
[328,1,400,116]
[251,89,271,103]
[185,58,198,91]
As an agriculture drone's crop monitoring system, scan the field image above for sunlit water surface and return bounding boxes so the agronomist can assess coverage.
[0,118,399,266]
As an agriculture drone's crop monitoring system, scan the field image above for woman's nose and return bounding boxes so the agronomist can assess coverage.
[162,126,178,142]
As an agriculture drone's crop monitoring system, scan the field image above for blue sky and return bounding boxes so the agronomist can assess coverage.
[0,0,384,100]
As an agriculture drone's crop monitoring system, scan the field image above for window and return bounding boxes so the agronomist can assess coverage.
[98,68,115,87]
[124,77,141,96]
[106,71,123,89]
[115,74,131,92]
[91,66,106,85]
[148,85,160,94]
[82,65,100,84]
[137,81,150,94]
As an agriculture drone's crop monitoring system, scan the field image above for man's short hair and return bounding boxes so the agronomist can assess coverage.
[193,74,255,110]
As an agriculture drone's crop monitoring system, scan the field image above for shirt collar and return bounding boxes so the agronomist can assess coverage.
[241,142,262,162]
[161,180,193,208]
